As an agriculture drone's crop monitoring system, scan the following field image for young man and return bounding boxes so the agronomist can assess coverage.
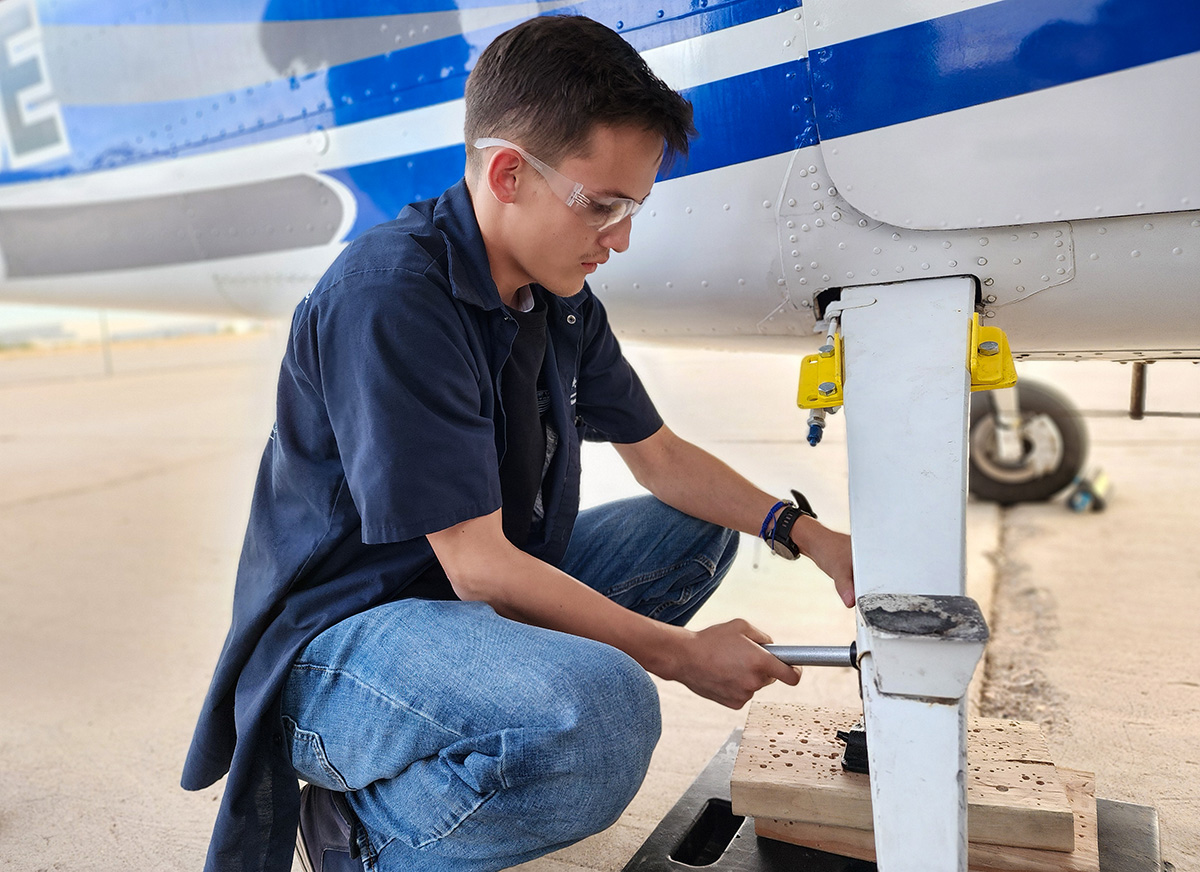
[182,14,854,872]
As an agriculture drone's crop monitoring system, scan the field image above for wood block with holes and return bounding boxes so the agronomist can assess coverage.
[730,702,1076,853]
[754,768,1099,872]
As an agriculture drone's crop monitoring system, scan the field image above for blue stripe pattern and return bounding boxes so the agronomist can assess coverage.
[662,61,815,181]
[15,0,790,186]
[330,59,815,241]
[22,0,1198,208]
[37,0,787,30]
[810,0,1200,140]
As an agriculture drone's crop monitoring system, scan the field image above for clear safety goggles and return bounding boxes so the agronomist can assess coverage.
[473,137,644,232]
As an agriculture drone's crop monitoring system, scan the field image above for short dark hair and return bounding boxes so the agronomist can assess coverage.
[464,15,695,175]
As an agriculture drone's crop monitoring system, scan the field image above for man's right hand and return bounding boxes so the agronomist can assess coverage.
[667,619,802,709]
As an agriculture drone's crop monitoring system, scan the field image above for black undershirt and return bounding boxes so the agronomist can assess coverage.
[497,295,549,548]
[404,292,550,598]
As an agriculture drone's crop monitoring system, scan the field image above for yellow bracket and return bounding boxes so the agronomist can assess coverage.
[798,314,1014,409]
[797,335,843,409]
[968,313,1018,392]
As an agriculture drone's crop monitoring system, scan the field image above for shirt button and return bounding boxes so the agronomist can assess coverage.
[566,314,577,324]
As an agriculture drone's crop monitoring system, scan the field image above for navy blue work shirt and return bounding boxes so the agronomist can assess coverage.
[181,179,663,872]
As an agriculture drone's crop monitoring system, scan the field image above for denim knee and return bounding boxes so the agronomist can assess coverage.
[523,643,661,835]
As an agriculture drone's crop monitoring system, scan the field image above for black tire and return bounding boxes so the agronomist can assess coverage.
[968,379,1088,505]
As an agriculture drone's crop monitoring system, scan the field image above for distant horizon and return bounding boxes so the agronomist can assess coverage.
[0,302,266,347]
[0,302,247,326]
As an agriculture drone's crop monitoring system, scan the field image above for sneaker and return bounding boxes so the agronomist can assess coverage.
[296,784,363,872]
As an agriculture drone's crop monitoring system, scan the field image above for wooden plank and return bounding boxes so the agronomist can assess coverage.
[753,768,1099,872]
[731,702,1076,852]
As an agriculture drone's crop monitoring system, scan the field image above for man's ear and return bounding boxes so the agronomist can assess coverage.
[484,149,522,205]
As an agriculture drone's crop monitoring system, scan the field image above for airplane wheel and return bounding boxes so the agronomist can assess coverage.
[968,380,1088,505]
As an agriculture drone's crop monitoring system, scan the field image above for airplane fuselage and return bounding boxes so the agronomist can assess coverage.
[0,0,1195,361]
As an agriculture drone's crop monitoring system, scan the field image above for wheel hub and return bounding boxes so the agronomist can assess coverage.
[971,413,1064,484]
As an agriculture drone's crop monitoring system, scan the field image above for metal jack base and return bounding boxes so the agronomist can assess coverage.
[623,731,1163,872]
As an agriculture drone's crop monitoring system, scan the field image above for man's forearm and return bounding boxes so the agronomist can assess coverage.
[614,426,778,536]
[426,509,803,705]
[430,510,688,678]
[615,425,856,606]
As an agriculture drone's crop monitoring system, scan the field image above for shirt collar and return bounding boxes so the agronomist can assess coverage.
[434,179,503,311]
[433,178,591,317]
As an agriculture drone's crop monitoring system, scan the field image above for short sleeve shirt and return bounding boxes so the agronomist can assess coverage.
[181,179,662,872]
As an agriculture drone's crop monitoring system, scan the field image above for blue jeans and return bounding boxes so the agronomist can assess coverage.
[280,495,738,872]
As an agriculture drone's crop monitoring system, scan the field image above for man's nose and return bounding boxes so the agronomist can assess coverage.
[598,216,633,253]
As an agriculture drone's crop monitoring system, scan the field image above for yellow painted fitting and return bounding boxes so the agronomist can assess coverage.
[969,313,1018,392]
[798,335,844,409]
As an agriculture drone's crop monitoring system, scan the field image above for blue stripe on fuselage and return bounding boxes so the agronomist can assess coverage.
[11,0,789,184]
[36,0,786,29]
[327,59,814,241]
[810,0,1200,140]
[18,0,1197,193]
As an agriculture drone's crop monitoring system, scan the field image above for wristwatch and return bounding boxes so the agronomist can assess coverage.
[770,489,818,560]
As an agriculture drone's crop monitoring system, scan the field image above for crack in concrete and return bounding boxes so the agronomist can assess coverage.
[977,509,1071,741]
[0,449,236,511]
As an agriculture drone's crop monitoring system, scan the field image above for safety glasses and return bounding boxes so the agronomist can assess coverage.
[473,137,644,232]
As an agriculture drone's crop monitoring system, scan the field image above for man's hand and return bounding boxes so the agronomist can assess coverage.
[668,619,802,709]
[794,516,855,607]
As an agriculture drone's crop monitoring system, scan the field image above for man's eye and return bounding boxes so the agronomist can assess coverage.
[587,200,614,217]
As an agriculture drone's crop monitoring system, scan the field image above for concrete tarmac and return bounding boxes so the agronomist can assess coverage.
[0,333,1195,871]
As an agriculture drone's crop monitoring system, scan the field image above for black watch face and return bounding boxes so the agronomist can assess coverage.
[771,539,799,560]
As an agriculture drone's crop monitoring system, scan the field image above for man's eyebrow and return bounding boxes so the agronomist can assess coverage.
[596,186,651,204]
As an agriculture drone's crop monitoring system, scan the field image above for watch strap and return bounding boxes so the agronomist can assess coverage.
[769,489,817,560]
